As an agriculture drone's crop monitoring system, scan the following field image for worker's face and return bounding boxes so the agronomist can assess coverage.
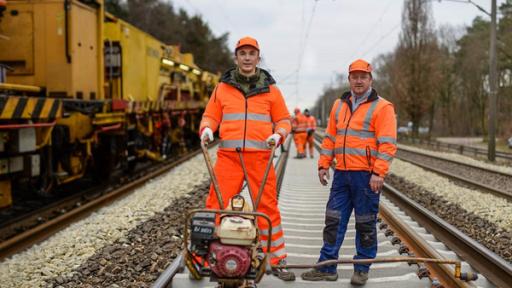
[304,111,310,117]
[235,46,260,76]
[349,72,372,96]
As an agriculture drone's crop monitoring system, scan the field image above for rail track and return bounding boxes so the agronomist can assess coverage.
[0,146,207,261]
[154,133,510,287]
[396,146,512,201]
[400,137,512,162]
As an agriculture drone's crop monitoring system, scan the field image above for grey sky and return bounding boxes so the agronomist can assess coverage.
[172,0,504,110]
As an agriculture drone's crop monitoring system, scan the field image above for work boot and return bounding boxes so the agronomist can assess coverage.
[350,270,369,285]
[271,259,296,281]
[300,269,338,281]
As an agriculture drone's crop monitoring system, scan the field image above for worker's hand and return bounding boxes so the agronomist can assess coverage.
[369,174,384,193]
[266,133,281,148]
[318,168,330,186]
[200,127,214,143]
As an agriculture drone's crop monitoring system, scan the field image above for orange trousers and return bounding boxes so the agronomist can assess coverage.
[306,134,314,157]
[294,132,307,155]
[205,150,287,264]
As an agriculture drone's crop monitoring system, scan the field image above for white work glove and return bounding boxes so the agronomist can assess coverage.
[266,133,281,148]
[201,127,214,143]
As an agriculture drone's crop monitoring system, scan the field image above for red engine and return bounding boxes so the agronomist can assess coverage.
[209,241,252,278]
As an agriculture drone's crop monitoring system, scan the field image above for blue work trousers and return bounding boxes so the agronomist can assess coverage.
[318,170,380,274]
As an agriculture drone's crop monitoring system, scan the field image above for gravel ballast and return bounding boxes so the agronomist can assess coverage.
[390,159,512,230]
[45,181,210,288]
[386,174,512,261]
[0,150,215,288]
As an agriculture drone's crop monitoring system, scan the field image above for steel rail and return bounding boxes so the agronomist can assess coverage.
[0,147,206,261]
[383,183,512,287]
[378,201,469,287]
[151,137,291,288]
[396,149,512,201]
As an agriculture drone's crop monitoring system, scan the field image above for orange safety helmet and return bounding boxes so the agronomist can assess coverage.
[349,59,372,74]
[235,36,260,52]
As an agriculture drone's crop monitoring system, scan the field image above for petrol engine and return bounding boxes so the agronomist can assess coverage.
[186,195,267,287]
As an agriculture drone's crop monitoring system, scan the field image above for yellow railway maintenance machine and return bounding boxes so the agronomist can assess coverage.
[0,0,219,208]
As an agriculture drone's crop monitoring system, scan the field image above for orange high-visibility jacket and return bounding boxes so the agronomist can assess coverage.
[318,89,397,177]
[200,69,291,151]
[305,115,316,130]
[292,113,308,133]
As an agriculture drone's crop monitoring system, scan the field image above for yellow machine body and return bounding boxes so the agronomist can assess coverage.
[0,0,219,208]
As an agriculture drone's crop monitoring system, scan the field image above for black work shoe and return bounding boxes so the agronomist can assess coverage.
[350,270,369,285]
[301,269,338,281]
[272,259,296,281]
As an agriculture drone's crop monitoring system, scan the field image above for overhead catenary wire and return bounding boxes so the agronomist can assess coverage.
[360,22,401,58]
[294,0,319,106]
[350,0,396,60]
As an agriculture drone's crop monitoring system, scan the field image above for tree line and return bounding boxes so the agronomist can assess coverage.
[312,0,512,140]
[105,0,233,73]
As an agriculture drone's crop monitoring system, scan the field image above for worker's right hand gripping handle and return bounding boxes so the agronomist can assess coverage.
[201,140,224,209]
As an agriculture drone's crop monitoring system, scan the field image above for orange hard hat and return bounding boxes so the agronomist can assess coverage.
[235,36,259,52]
[349,59,372,74]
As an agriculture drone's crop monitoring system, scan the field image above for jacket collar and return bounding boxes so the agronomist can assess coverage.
[341,88,378,103]
[220,67,276,97]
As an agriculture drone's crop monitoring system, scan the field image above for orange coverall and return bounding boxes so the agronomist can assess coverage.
[199,68,291,264]
[292,113,308,156]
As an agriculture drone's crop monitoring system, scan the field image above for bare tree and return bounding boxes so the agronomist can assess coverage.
[391,0,441,138]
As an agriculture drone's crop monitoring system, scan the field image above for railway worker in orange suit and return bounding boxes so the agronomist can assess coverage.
[292,107,308,158]
[199,36,295,281]
[301,59,397,285]
[304,108,317,158]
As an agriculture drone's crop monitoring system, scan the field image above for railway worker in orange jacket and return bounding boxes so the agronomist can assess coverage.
[301,59,397,285]
[199,36,295,281]
[304,109,317,158]
[292,107,308,158]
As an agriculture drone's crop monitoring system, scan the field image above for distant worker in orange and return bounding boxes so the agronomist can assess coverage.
[301,59,397,285]
[199,36,295,281]
[304,109,316,158]
[292,107,308,158]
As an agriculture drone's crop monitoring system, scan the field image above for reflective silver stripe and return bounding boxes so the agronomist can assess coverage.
[277,119,291,125]
[222,113,271,122]
[324,134,336,142]
[220,139,268,150]
[377,136,396,145]
[277,127,288,137]
[335,101,343,123]
[336,128,375,139]
[271,246,287,258]
[260,236,285,248]
[355,214,377,223]
[363,99,380,131]
[321,149,334,157]
[334,147,377,156]
[260,224,282,236]
[377,152,394,162]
